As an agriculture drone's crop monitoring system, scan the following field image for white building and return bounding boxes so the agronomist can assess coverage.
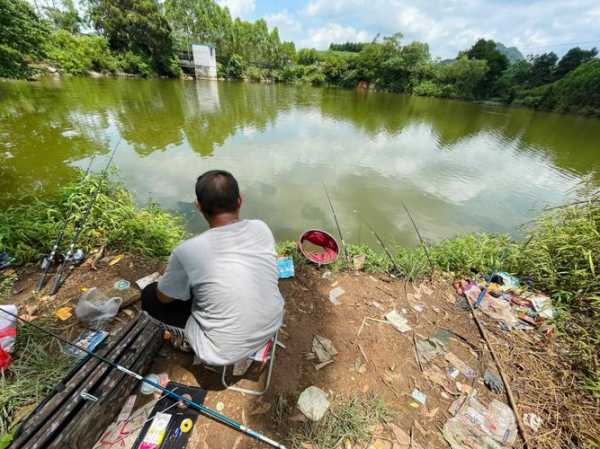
[192,44,217,80]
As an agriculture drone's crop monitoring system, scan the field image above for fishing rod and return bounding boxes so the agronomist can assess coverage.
[36,156,97,292]
[49,140,121,295]
[401,201,434,276]
[0,308,287,449]
[322,183,351,267]
[354,210,400,273]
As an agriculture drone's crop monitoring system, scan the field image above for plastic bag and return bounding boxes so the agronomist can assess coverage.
[444,393,517,449]
[0,304,17,371]
[75,288,122,327]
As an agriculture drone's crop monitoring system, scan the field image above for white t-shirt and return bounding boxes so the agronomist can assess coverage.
[158,219,284,365]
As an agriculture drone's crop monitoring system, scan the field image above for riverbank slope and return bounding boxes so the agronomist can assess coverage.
[0,176,599,448]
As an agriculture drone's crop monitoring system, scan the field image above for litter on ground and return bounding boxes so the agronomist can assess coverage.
[385,310,412,333]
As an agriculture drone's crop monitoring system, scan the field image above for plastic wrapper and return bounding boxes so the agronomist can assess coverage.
[75,287,122,327]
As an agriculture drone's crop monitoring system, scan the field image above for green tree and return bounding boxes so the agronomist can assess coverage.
[87,0,179,76]
[546,59,600,115]
[439,56,489,99]
[555,47,598,78]
[329,42,367,52]
[45,0,83,34]
[527,52,558,86]
[495,59,532,101]
[297,48,321,65]
[165,0,232,59]
[0,0,48,78]
[462,38,508,97]
[45,29,119,74]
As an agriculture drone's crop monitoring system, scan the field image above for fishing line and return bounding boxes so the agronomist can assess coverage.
[322,183,351,266]
[49,138,122,294]
[401,201,434,277]
[36,154,97,292]
[0,308,287,449]
[353,210,400,273]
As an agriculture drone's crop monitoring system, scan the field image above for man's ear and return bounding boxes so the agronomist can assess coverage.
[237,195,242,209]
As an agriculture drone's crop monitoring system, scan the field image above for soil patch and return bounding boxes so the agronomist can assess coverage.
[2,258,598,449]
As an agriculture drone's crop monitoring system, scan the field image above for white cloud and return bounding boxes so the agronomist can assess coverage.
[301,23,371,49]
[215,0,255,18]
[286,0,600,58]
[265,10,303,33]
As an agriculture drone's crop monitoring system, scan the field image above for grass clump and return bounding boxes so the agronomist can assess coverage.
[0,318,72,436]
[516,200,600,393]
[0,173,186,264]
[290,396,393,449]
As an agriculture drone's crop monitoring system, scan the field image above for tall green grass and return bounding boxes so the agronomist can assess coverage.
[0,174,186,264]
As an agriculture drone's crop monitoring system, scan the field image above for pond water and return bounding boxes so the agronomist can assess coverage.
[1,77,599,247]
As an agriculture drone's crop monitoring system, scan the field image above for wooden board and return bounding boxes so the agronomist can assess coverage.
[11,312,163,449]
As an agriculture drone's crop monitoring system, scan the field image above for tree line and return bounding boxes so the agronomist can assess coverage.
[1,0,598,116]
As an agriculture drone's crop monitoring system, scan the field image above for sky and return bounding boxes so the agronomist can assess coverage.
[216,0,600,58]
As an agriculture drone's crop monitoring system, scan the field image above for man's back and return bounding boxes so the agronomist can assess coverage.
[159,219,284,365]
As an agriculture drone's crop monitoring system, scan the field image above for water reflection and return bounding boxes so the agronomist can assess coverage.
[1,78,599,246]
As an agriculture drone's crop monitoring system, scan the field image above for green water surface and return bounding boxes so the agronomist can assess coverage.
[1,77,599,246]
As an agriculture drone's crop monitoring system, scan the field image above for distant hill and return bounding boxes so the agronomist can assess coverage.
[495,42,525,64]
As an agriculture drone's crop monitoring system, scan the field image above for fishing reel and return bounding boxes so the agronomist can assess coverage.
[39,249,86,270]
[72,249,86,265]
[39,253,64,270]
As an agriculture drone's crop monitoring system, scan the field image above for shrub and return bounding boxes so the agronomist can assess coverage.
[223,54,245,79]
[116,50,152,77]
[413,80,444,97]
[297,48,322,65]
[45,30,119,74]
[0,173,186,264]
[549,59,600,116]
[0,0,48,78]
[245,65,264,82]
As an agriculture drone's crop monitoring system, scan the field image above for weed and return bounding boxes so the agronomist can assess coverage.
[0,274,16,302]
[515,200,600,393]
[289,395,394,449]
[0,174,186,264]
[0,319,71,435]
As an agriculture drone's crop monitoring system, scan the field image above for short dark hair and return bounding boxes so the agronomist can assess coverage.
[195,170,240,216]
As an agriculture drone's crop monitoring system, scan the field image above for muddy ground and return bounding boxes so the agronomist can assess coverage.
[5,252,598,449]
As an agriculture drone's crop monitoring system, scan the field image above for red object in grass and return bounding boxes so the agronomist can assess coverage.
[298,229,339,265]
[0,346,11,371]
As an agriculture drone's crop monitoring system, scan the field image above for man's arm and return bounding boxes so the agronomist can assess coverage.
[157,250,191,303]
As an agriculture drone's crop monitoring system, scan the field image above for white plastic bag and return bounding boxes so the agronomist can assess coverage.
[75,287,122,327]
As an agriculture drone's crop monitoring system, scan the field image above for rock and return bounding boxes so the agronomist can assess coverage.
[329,287,345,305]
[297,386,330,421]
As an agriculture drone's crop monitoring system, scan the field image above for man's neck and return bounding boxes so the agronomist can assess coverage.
[207,212,240,229]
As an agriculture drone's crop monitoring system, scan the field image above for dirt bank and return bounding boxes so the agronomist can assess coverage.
[2,254,598,449]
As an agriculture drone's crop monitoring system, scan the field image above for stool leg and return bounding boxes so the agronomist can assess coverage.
[221,333,278,396]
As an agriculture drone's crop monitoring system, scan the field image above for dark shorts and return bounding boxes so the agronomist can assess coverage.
[141,282,192,329]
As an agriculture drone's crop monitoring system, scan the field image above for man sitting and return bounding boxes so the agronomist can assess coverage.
[141,170,284,366]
